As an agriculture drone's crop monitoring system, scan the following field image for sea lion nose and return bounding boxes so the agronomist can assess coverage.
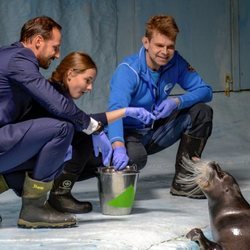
[210,162,221,171]
[213,163,226,179]
[210,162,224,178]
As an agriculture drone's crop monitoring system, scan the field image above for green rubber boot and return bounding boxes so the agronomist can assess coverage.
[0,174,9,222]
[18,173,77,228]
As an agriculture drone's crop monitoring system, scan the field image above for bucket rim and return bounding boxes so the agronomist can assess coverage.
[96,167,139,175]
[97,172,139,176]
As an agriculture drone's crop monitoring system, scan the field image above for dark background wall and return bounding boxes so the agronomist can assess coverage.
[0,0,248,112]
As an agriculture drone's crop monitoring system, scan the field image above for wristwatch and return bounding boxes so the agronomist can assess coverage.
[92,121,104,135]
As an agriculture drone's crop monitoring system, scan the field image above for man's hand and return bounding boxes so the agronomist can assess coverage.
[112,146,129,171]
[125,107,155,124]
[92,131,112,166]
[153,98,178,119]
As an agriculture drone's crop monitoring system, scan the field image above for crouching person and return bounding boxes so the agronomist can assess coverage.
[0,16,155,227]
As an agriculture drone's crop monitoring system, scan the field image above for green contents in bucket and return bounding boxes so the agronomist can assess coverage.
[107,185,135,208]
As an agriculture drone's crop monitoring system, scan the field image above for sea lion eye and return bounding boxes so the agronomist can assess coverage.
[204,182,208,188]
[202,181,209,188]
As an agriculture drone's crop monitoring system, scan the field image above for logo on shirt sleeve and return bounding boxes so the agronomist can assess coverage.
[164,83,174,94]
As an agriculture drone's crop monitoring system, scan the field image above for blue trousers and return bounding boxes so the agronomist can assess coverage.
[0,118,74,191]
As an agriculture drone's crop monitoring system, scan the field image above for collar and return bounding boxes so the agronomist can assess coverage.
[138,46,177,78]
[11,41,24,48]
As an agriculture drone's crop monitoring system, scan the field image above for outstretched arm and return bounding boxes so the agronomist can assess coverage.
[106,107,155,125]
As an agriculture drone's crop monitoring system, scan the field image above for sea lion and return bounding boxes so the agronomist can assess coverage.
[179,158,250,250]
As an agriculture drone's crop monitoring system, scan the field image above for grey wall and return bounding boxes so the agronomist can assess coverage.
[239,0,250,90]
[0,0,249,113]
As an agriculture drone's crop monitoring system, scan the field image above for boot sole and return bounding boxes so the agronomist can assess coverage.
[170,187,206,199]
[17,219,77,229]
[57,208,92,214]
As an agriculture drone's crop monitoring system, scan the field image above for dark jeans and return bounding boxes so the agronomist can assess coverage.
[125,103,213,170]
[65,132,102,181]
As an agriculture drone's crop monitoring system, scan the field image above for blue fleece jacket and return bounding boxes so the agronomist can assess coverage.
[108,47,213,143]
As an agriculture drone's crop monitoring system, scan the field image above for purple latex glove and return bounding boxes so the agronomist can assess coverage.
[153,98,178,119]
[125,107,156,124]
[92,131,112,166]
[112,146,129,171]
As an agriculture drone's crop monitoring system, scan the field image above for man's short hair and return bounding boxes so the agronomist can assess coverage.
[20,16,62,42]
[145,15,179,41]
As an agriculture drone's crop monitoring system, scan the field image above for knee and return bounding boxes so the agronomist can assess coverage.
[58,121,74,140]
[190,103,213,123]
[126,141,147,170]
[71,131,92,149]
[200,104,213,121]
[188,104,213,138]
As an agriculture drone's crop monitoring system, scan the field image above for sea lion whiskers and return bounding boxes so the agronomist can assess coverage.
[175,158,212,196]
[186,161,250,250]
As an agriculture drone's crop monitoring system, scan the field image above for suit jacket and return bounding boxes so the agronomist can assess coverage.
[0,42,106,155]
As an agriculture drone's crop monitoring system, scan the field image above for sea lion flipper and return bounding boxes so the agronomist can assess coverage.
[186,228,222,250]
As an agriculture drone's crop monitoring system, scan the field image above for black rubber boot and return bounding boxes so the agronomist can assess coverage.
[170,134,207,199]
[17,173,77,229]
[48,171,92,214]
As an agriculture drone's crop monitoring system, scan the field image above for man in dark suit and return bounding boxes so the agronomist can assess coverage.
[0,16,113,229]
